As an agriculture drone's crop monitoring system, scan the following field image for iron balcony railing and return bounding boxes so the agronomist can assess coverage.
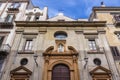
[0,44,11,55]
[8,7,19,12]
[0,18,13,29]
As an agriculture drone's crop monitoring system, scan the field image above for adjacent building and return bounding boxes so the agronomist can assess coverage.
[0,0,120,80]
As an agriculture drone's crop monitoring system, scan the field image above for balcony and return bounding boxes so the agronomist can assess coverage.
[113,15,120,26]
[87,47,104,54]
[7,6,19,13]
[0,18,13,29]
[0,44,11,55]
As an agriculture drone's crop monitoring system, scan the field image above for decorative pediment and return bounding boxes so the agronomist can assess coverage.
[68,46,78,54]
[90,66,111,75]
[43,46,54,54]
[10,66,32,75]
[43,45,78,56]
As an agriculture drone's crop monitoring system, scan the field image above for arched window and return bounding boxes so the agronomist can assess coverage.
[54,31,67,40]
[58,44,64,52]
[52,64,70,80]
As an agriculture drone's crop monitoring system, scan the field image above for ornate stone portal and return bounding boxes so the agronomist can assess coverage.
[43,40,79,80]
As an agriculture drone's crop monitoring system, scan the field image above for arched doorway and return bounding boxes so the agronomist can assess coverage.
[52,64,70,80]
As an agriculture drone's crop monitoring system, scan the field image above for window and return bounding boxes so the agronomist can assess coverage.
[34,15,39,21]
[24,40,33,51]
[26,16,31,21]
[52,64,70,80]
[0,36,4,47]
[110,46,120,56]
[0,55,6,71]
[10,3,21,8]
[110,46,120,60]
[115,33,120,40]
[5,14,14,22]
[88,39,97,50]
[58,44,64,52]
[54,31,67,40]
[114,15,120,21]
[93,58,101,66]
[20,58,28,65]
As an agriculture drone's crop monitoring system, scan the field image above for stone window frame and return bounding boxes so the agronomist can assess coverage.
[24,39,33,51]
[93,58,102,66]
[18,33,38,54]
[85,34,99,51]
[88,39,97,51]
[20,58,28,66]
[54,31,68,40]
[55,40,66,53]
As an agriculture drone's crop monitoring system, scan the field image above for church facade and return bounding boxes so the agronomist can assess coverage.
[0,0,120,80]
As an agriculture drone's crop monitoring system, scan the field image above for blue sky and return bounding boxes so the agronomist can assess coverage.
[31,0,120,19]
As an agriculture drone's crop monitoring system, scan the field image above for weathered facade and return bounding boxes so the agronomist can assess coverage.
[0,0,120,80]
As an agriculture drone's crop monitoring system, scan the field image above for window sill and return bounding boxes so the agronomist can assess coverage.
[18,50,34,54]
[87,50,104,54]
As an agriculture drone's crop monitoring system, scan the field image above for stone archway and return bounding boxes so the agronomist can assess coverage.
[43,46,79,80]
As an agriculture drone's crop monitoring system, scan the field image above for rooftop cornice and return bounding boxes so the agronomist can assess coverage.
[93,7,120,11]
[15,21,106,27]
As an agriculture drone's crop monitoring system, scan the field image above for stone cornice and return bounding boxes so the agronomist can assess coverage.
[15,21,106,27]
[93,7,120,11]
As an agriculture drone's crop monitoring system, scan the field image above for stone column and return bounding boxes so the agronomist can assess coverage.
[44,56,49,80]
[99,32,120,80]
[1,31,23,80]
[73,55,79,80]
[75,31,89,80]
[37,31,46,80]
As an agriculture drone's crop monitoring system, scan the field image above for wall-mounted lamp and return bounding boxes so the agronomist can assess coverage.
[33,54,38,67]
[84,57,88,69]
